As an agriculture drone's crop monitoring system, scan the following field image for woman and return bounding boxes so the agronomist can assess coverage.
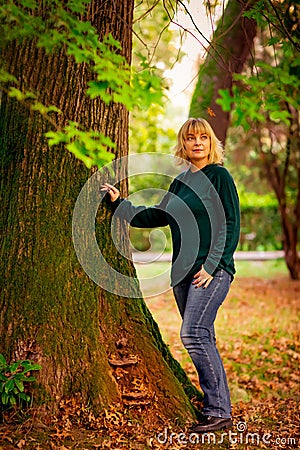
[102,118,240,433]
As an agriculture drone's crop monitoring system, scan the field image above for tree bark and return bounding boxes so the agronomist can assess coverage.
[260,122,300,280]
[189,0,257,143]
[0,0,198,422]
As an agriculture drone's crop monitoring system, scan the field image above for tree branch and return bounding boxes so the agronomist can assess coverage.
[175,0,212,47]
[133,0,161,24]
[163,0,229,72]
[266,0,300,52]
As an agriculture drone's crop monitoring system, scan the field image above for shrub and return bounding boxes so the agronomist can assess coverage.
[0,354,41,409]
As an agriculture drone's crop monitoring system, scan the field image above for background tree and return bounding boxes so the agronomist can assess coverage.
[189,0,258,142]
[0,0,199,421]
[187,0,299,279]
[217,0,300,279]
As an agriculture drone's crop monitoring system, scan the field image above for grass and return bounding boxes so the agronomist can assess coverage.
[135,258,289,280]
[234,258,288,277]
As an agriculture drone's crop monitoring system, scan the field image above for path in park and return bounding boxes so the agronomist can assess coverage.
[132,251,286,263]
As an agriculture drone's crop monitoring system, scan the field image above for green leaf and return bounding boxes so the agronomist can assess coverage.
[4,378,15,393]
[23,376,36,382]
[28,364,41,371]
[14,379,25,392]
[86,81,112,103]
[31,102,50,115]
[8,87,26,101]
[10,396,17,405]
[269,110,291,125]
[0,69,18,83]
[1,392,9,405]
[103,33,122,50]
[9,362,19,373]
[216,89,234,112]
[45,130,69,146]
[268,36,280,46]
[20,361,41,372]
[18,392,30,402]
[66,0,90,14]
[0,354,6,367]
[14,374,28,382]
[22,0,38,8]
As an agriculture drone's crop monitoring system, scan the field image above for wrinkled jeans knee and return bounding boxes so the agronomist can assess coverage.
[180,325,213,351]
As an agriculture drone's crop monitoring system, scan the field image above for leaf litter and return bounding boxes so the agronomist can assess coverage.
[0,276,299,449]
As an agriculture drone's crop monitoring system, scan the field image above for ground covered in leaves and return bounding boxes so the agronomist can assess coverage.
[1,273,299,449]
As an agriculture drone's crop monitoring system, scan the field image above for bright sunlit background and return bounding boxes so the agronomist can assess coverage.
[164,0,225,122]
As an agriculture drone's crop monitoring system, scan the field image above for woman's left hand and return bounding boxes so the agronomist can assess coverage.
[192,266,214,289]
[101,183,120,202]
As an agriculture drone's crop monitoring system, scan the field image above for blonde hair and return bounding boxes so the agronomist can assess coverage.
[174,118,224,165]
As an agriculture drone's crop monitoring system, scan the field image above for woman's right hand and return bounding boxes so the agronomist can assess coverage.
[101,183,120,202]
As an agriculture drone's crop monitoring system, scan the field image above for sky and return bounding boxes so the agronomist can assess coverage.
[164,0,224,120]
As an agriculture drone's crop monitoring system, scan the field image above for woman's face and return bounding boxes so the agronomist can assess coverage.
[184,131,210,168]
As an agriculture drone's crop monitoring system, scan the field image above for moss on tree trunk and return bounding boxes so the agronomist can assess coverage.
[0,0,199,424]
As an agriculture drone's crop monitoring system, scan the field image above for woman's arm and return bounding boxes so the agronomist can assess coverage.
[101,182,170,228]
[203,168,240,275]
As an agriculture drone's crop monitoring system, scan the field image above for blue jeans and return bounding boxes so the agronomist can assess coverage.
[173,269,232,418]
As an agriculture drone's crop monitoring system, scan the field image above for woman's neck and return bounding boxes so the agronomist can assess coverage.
[190,162,209,172]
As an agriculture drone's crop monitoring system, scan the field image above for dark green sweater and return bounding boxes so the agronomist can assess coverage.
[111,164,240,286]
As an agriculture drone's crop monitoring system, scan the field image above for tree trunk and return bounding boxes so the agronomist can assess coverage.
[263,163,300,280]
[189,0,257,143]
[0,0,198,422]
[260,128,300,280]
